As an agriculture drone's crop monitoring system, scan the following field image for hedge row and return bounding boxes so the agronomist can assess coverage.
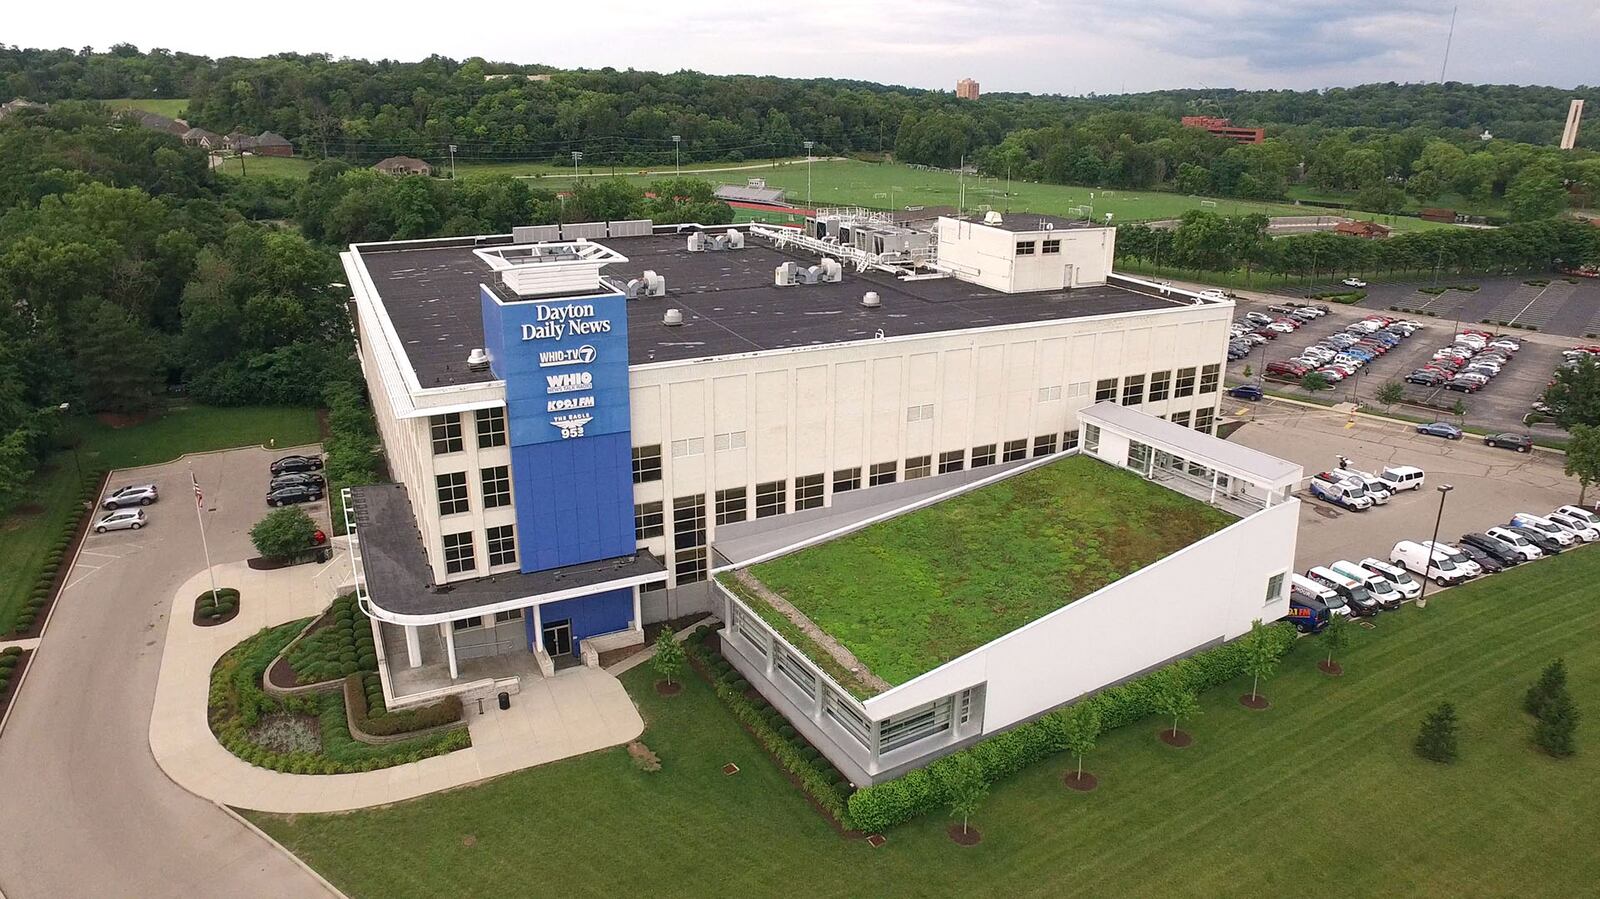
[196,587,240,621]
[685,626,855,828]
[209,619,470,774]
[846,622,1299,833]
[286,593,377,684]
[345,673,463,737]
[7,470,105,636]
[0,646,24,695]
[323,382,381,535]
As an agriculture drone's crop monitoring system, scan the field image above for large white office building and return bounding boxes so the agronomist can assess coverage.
[342,209,1270,727]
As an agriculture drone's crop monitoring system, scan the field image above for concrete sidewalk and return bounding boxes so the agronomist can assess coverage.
[150,559,643,814]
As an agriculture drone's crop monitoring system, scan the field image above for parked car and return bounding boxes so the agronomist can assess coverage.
[1456,543,1505,574]
[1484,526,1547,560]
[1390,540,1468,585]
[1378,465,1425,492]
[1283,593,1333,633]
[103,484,158,509]
[270,472,327,491]
[1420,541,1481,578]
[1331,560,1403,609]
[1415,422,1462,440]
[1458,532,1523,568]
[1306,566,1382,615]
[1509,513,1577,547]
[267,483,324,507]
[94,508,147,533]
[269,454,324,475]
[1406,370,1446,387]
[1198,288,1229,301]
[1506,525,1563,555]
[1483,433,1533,453]
[1342,277,1368,288]
[1358,557,1422,600]
[1444,377,1483,393]
[1290,574,1352,620]
[1337,468,1393,504]
[1544,510,1600,542]
[1227,384,1264,400]
[1553,505,1600,529]
[1309,472,1373,510]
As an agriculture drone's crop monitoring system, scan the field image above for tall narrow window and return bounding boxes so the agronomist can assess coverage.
[436,472,469,516]
[1122,374,1146,406]
[1195,406,1216,433]
[673,495,706,550]
[1149,370,1171,402]
[486,525,517,567]
[715,487,748,525]
[632,445,662,483]
[1199,363,1221,394]
[475,407,507,448]
[430,413,463,455]
[442,532,475,575]
[1062,429,1080,451]
[1083,423,1101,453]
[1175,367,1197,398]
[481,465,511,508]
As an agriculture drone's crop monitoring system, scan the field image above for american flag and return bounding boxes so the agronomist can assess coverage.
[191,472,203,509]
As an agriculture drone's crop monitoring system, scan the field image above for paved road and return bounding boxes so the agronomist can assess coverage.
[0,446,336,899]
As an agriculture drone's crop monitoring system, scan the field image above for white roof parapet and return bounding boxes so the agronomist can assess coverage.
[1079,401,1303,490]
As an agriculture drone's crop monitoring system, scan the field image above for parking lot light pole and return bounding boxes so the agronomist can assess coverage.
[1418,483,1454,610]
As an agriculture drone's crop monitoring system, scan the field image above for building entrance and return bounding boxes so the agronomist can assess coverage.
[542,619,574,656]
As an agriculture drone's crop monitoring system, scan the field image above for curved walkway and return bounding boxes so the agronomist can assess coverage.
[150,561,644,814]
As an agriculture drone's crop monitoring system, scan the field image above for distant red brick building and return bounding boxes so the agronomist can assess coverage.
[1180,115,1264,144]
[1334,220,1393,239]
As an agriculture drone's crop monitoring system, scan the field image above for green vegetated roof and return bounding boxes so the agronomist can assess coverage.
[746,455,1237,688]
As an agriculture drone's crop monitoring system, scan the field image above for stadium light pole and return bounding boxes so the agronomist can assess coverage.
[672,134,681,177]
[571,151,582,179]
[1417,483,1453,610]
[803,140,815,206]
[448,144,457,180]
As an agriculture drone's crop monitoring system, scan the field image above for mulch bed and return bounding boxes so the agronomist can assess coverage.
[192,594,240,627]
[655,679,683,696]
[265,611,335,689]
[0,650,35,723]
[1063,771,1098,792]
[94,412,148,428]
[247,555,294,571]
[947,824,982,846]
[1,472,105,641]
[1319,660,1345,677]
[1159,728,1194,748]
[1239,693,1271,710]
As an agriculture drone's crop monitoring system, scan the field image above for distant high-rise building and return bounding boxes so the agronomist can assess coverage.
[1561,99,1585,150]
[956,78,980,100]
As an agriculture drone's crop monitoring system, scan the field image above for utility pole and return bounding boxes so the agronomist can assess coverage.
[1418,483,1453,609]
[803,140,815,206]
[673,134,681,177]
[571,150,582,179]
[449,144,457,180]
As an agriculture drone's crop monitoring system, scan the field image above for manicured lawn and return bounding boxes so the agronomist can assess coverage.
[0,405,319,633]
[106,97,189,118]
[746,455,1236,686]
[212,154,320,180]
[251,546,1600,898]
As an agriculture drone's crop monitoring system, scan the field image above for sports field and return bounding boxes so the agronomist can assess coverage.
[252,544,1599,898]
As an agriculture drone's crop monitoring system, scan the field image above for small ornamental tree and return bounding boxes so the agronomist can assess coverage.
[1321,612,1351,674]
[1301,372,1333,393]
[1375,381,1405,411]
[652,627,685,686]
[249,507,317,559]
[1152,672,1200,739]
[1415,701,1459,763]
[940,752,988,837]
[1061,702,1103,783]
[1242,618,1278,705]
[1524,659,1569,717]
[1534,690,1579,758]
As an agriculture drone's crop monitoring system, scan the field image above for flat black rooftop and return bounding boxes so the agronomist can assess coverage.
[354,231,1195,389]
[973,213,1102,233]
[352,483,663,618]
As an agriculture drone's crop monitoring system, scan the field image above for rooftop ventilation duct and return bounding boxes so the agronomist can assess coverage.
[860,291,881,308]
[725,229,745,249]
[687,231,706,252]
[774,261,799,287]
[466,348,491,371]
[983,210,1004,225]
[663,308,684,326]
[625,270,667,299]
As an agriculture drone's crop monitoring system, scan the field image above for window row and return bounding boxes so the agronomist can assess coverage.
[1096,365,1221,408]
[429,408,507,456]
[441,524,518,576]
[435,466,512,516]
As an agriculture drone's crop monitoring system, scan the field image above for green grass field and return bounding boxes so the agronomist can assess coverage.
[251,545,1600,898]
[748,455,1234,685]
[105,97,189,118]
[212,154,320,179]
[0,405,319,633]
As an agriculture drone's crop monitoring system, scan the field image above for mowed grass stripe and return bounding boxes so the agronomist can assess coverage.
[251,548,1600,899]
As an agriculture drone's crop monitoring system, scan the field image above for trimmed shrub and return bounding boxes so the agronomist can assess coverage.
[344,675,464,736]
[847,623,1298,833]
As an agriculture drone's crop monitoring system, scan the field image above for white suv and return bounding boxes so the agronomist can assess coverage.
[103,483,159,509]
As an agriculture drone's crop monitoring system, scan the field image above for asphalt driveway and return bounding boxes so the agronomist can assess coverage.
[0,445,336,899]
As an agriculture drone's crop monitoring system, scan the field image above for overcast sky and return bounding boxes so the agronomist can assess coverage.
[7,0,1595,94]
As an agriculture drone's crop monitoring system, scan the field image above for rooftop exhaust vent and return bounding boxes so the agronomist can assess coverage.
[860,291,881,308]
[625,270,667,299]
[473,239,628,299]
[466,348,491,371]
[663,308,684,326]
[983,210,1004,225]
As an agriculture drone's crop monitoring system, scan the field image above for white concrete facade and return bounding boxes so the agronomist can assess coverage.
[935,216,1115,293]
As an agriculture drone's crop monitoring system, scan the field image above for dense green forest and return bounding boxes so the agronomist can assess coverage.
[3,45,1597,218]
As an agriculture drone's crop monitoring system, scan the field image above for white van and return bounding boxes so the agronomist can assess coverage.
[1545,510,1600,542]
[1379,465,1425,492]
[1358,557,1421,599]
[1554,505,1600,528]
[1509,513,1577,547]
[1290,574,1352,617]
[1390,540,1468,585]
[1306,566,1382,614]
[1484,526,1544,561]
[1331,560,1402,609]
[1421,541,1481,578]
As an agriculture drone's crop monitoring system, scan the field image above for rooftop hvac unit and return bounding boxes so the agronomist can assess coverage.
[818,258,843,283]
[774,261,799,286]
[725,229,745,249]
[983,210,1003,226]
[662,308,684,326]
[687,231,706,252]
[512,224,560,243]
[466,348,491,371]
[625,269,667,299]
[800,265,821,285]
[860,291,881,308]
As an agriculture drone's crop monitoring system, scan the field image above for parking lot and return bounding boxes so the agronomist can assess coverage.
[1227,296,1576,437]
[1271,274,1600,339]
[1224,401,1582,573]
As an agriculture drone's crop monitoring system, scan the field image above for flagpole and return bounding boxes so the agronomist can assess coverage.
[189,463,220,603]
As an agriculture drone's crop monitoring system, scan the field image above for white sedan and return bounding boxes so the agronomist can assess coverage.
[94,509,147,533]
[1342,278,1368,288]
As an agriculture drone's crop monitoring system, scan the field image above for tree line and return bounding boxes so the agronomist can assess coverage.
[1115,211,1600,280]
